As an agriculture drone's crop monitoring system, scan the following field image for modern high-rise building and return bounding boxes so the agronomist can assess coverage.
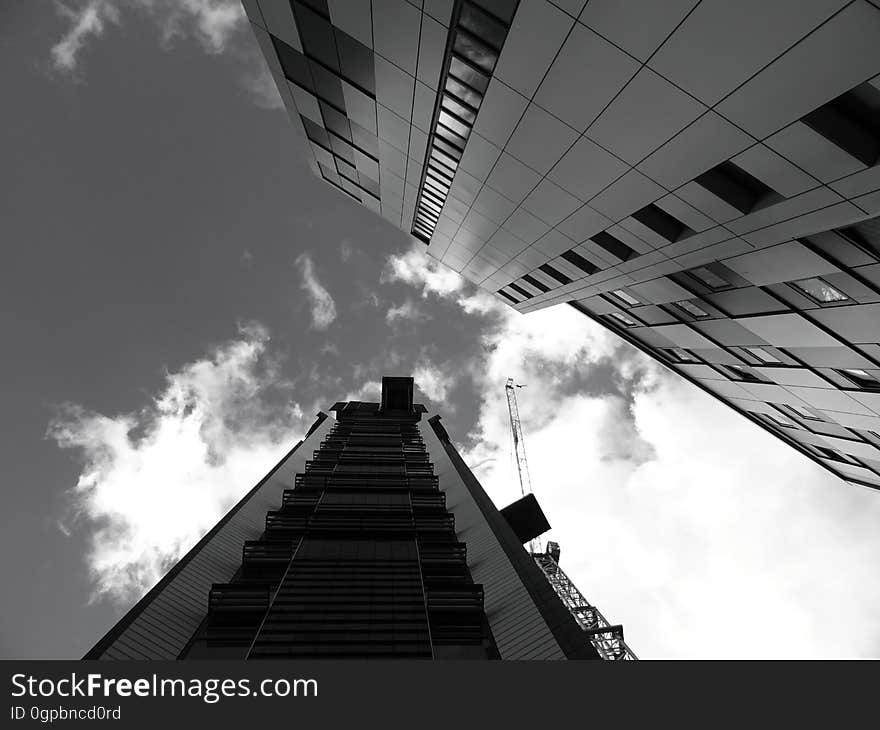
[244,0,880,491]
[85,377,619,660]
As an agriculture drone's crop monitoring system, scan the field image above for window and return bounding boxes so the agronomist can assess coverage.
[838,216,880,257]
[814,446,855,464]
[782,403,822,421]
[766,412,797,428]
[694,160,778,214]
[508,283,533,300]
[744,346,781,364]
[607,312,637,327]
[790,277,850,304]
[666,347,696,363]
[723,364,762,382]
[539,263,571,285]
[801,81,880,168]
[611,289,640,306]
[631,204,690,242]
[497,289,519,304]
[674,300,710,318]
[837,368,880,391]
[560,249,599,275]
[688,266,732,291]
[591,231,636,262]
[522,274,549,293]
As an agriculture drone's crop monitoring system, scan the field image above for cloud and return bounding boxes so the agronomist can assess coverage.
[343,381,382,403]
[386,247,880,658]
[47,323,310,604]
[295,253,337,330]
[384,246,467,299]
[50,1,267,105]
[385,299,428,325]
[414,364,455,404]
[51,0,120,73]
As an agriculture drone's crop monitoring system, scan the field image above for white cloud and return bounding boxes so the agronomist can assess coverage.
[343,381,382,403]
[50,0,250,80]
[47,323,309,604]
[414,364,455,404]
[51,0,120,73]
[296,253,337,330]
[385,299,428,325]
[384,246,467,299]
[388,247,880,658]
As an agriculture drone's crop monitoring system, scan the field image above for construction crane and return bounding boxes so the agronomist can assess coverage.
[535,543,637,660]
[505,378,638,661]
[505,378,539,554]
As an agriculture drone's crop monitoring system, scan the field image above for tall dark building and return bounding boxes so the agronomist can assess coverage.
[245,0,880,491]
[84,377,608,660]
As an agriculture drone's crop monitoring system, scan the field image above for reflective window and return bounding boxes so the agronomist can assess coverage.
[666,347,696,363]
[745,346,781,364]
[538,263,571,285]
[837,368,880,390]
[522,274,549,293]
[689,266,731,290]
[724,364,761,382]
[607,312,637,327]
[459,3,507,49]
[560,249,599,275]
[591,231,636,262]
[790,277,850,303]
[674,300,710,318]
[612,289,640,306]
[766,412,797,428]
[784,403,821,421]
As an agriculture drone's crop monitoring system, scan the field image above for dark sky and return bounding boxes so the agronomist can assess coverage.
[4,1,880,660]
[0,1,492,658]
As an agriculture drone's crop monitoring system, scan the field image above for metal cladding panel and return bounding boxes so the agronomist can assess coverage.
[421,415,600,659]
[252,0,880,493]
[86,415,335,660]
[420,418,565,659]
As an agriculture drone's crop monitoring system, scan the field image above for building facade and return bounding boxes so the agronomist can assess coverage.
[244,0,880,491]
[85,377,601,660]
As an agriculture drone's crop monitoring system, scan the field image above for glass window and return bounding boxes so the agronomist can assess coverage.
[607,312,637,327]
[667,348,694,362]
[689,266,731,290]
[458,3,507,49]
[449,57,489,94]
[538,263,571,285]
[591,231,636,262]
[522,274,549,293]
[785,403,821,420]
[445,76,482,109]
[725,364,761,382]
[766,412,797,428]
[675,300,710,318]
[453,31,498,74]
[437,109,470,139]
[790,277,850,303]
[837,368,880,390]
[745,346,781,364]
[612,289,640,306]
[560,250,598,275]
[441,94,477,124]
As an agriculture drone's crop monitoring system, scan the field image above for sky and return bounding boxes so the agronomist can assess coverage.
[2,0,880,659]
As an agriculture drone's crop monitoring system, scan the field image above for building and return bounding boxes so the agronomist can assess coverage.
[243,0,880,491]
[84,377,613,659]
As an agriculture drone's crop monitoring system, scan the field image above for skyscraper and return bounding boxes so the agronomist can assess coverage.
[245,0,880,491]
[85,377,610,660]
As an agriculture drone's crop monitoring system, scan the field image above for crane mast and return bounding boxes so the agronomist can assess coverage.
[505,378,638,660]
[505,378,539,553]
